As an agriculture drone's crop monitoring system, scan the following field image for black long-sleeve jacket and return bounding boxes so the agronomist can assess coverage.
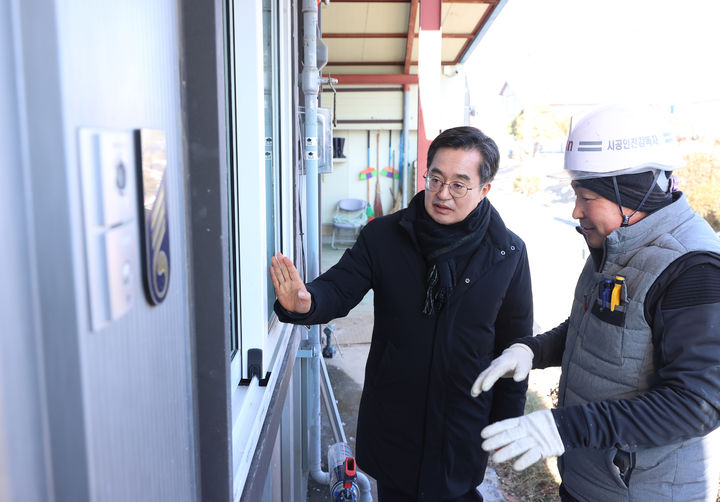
[276,198,532,500]
[522,249,720,451]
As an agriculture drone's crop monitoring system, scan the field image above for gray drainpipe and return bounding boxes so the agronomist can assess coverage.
[402,86,410,207]
[301,1,372,500]
[301,0,325,487]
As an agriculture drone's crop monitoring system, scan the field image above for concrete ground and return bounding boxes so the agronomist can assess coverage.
[307,153,586,501]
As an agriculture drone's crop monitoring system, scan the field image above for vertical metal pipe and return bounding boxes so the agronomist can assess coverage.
[301,0,328,487]
[402,86,410,207]
[302,0,319,281]
[301,4,373,500]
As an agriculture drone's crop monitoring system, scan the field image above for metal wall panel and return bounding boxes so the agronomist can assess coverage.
[12,0,92,498]
[321,89,404,124]
[53,1,197,500]
[4,0,198,500]
[0,1,51,500]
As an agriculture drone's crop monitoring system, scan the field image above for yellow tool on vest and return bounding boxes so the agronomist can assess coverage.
[610,276,625,312]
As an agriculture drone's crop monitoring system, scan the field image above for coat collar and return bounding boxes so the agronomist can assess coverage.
[398,196,516,289]
[601,193,693,268]
[398,193,513,252]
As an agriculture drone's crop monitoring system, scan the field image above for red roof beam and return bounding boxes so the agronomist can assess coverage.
[321,32,473,39]
[327,74,419,85]
[404,0,419,73]
[327,0,497,3]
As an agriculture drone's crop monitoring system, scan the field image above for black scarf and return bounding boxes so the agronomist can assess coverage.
[408,191,491,315]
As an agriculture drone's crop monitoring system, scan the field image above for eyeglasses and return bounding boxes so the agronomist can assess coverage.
[424,175,476,198]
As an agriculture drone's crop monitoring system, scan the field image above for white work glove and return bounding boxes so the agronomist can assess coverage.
[470,343,534,397]
[481,409,565,471]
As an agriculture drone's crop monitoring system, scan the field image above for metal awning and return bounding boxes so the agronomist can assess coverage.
[320,0,505,82]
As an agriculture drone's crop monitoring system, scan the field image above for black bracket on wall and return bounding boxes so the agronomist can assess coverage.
[239,348,271,386]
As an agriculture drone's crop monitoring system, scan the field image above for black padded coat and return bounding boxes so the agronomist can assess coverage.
[275,197,533,500]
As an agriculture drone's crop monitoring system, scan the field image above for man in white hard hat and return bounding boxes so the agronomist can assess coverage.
[472,104,720,501]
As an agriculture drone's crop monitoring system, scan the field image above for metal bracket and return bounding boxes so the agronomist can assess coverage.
[320,353,347,444]
[296,339,346,443]
[296,341,318,359]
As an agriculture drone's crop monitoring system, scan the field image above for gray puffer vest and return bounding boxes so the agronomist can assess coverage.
[558,195,720,501]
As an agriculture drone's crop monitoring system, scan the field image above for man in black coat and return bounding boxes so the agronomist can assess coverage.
[271,126,533,501]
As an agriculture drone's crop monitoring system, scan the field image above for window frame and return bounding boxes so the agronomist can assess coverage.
[223,0,297,496]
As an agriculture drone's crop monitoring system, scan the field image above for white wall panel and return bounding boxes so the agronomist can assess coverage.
[318,85,421,227]
[320,129,418,226]
[322,89,403,123]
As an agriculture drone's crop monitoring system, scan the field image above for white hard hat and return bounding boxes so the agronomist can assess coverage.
[563,104,684,182]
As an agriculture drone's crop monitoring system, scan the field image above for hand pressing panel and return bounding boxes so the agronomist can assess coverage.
[269,252,312,314]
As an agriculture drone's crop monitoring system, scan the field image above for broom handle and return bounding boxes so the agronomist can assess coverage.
[376,133,380,191]
[367,130,371,205]
[388,130,392,167]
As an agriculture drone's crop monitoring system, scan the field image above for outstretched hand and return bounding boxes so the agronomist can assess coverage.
[269,252,312,314]
[470,343,534,397]
[480,409,565,471]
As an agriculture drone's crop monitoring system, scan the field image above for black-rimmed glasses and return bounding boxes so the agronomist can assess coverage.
[424,175,476,198]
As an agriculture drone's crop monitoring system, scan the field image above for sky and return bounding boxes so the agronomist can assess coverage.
[465,0,720,138]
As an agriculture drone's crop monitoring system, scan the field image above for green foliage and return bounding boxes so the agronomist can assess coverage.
[507,107,571,143]
[508,109,525,142]
[513,175,541,196]
[681,152,720,231]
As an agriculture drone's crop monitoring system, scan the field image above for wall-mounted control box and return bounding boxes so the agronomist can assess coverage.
[79,129,139,331]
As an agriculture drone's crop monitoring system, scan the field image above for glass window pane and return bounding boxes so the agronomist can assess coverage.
[263,0,280,320]
[225,0,240,354]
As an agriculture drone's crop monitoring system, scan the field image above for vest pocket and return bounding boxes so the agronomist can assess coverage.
[611,449,636,488]
[590,275,627,327]
[580,307,625,366]
[574,276,628,366]
[591,301,627,327]
[602,447,634,490]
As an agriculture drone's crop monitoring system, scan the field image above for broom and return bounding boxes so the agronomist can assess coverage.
[382,130,399,181]
[360,130,375,219]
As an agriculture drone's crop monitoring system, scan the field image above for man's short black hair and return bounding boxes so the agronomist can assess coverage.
[426,126,500,184]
